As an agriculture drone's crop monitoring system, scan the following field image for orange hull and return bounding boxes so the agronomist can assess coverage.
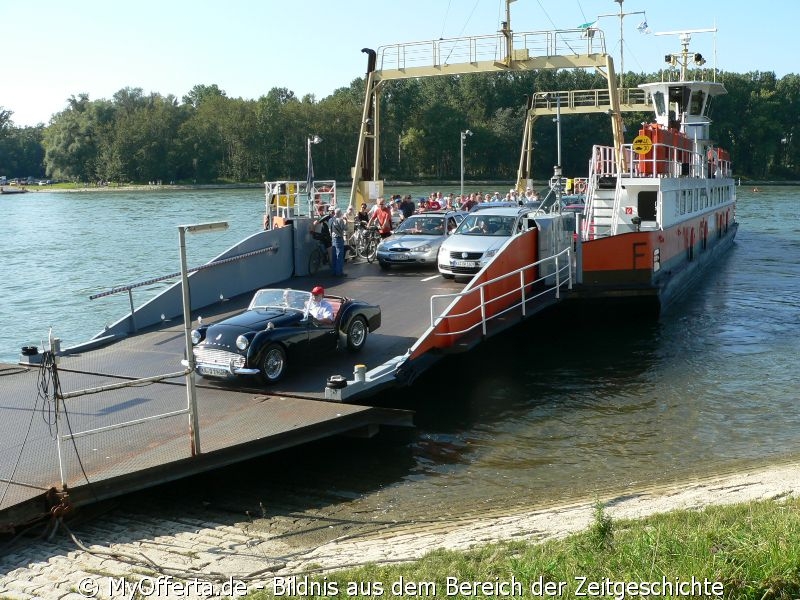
[408,230,539,360]
[578,206,736,305]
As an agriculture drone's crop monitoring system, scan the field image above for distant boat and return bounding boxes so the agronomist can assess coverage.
[0,187,28,194]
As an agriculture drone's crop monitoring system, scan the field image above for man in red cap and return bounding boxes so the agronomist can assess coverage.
[307,286,334,323]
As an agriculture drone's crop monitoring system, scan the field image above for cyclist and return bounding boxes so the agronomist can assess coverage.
[368,197,393,238]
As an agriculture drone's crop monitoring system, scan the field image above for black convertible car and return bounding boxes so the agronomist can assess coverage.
[191,288,381,384]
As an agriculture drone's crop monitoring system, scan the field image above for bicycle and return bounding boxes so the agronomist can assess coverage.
[308,238,331,275]
[347,221,368,261]
[359,225,381,263]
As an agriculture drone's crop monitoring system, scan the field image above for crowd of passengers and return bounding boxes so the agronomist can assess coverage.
[307,186,544,273]
[349,186,541,230]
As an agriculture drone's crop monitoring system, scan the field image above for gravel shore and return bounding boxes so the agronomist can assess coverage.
[1,461,797,599]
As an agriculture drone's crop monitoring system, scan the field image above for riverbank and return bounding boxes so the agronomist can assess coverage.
[1,460,797,599]
[32,182,263,193]
[274,459,800,574]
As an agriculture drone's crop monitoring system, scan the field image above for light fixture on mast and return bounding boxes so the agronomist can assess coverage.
[597,0,645,91]
[460,129,473,198]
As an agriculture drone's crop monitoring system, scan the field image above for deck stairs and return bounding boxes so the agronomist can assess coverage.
[583,145,620,239]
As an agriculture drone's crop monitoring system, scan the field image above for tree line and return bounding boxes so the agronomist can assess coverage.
[1,69,797,184]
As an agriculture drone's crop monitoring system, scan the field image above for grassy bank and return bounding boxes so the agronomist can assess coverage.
[251,498,800,599]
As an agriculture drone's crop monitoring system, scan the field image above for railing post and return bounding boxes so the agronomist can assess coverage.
[555,254,561,298]
[480,287,487,336]
[179,226,202,457]
[568,248,574,290]
[520,270,527,316]
[127,288,137,333]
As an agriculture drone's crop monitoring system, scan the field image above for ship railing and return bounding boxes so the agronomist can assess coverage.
[264,179,337,228]
[376,28,606,73]
[530,87,648,113]
[88,244,280,334]
[429,247,572,340]
[618,142,735,180]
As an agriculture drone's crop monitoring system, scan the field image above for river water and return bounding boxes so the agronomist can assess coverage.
[2,185,799,521]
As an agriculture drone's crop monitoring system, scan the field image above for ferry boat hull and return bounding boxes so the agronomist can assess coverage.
[574,214,737,313]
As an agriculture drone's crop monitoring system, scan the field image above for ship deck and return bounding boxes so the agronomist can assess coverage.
[0,261,469,529]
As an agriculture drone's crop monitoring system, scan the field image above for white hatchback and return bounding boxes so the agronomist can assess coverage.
[437,206,533,279]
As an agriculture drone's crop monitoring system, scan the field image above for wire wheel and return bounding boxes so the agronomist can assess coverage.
[356,233,370,259]
[365,236,379,263]
[260,344,287,383]
[346,316,368,351]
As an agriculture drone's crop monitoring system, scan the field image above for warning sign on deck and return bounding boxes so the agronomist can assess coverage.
[632,135,653,155]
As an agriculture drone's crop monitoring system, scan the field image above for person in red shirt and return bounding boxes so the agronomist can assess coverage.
[368,197,393,238]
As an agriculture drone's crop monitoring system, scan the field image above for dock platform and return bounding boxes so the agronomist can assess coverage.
[0,262,465,530]
[1,253,567,530]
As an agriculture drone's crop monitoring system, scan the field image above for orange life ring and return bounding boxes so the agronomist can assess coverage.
[574,180,587,194]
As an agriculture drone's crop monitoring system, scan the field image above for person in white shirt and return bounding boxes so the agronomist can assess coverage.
[306,286,334,323]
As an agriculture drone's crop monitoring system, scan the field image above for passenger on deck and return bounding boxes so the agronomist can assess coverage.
[356,202,370,227]
[310,204,333,263]
[399,195,416,220]
[330,208,347,277]
[368,197,393,238]
[461,193,478,211]
[306,286,335,323]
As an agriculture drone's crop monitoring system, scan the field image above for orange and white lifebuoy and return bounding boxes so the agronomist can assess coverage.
[574,180,587,194]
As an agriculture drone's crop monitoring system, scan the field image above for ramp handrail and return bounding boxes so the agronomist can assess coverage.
[430,247,572,340]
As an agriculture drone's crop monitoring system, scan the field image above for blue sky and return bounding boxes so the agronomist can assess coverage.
[3,0,795,127]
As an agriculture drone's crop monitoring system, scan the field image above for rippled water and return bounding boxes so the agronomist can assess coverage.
[3,185,799,519]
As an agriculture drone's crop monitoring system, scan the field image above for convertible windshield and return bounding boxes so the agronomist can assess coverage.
[395,215,446,236]
[454,214,516,236]
[248,288,310,311]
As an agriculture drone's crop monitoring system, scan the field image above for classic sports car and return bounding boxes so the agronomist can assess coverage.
[191,288,381,384]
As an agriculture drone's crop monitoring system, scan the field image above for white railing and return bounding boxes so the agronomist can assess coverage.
[46,359,192,489]
[429,247,572,340]
[376,29,606,72]
[264,179,337,226]
[531,88,648,112]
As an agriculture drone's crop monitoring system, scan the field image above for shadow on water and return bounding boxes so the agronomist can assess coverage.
[405,303,663,432]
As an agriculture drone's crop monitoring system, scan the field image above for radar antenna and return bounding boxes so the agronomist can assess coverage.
[654,28,717,81]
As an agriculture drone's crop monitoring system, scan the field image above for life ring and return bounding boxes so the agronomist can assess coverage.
[574,180,587,194]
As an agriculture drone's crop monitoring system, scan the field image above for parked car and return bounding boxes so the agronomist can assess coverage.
[560,194,586,213]
[376,210,466,269]
[191,288,381,383]
[437,206,536,279]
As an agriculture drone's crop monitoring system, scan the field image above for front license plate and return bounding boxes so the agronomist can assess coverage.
[389,254,410,261]
[451,259,477,268]
[198,365,229,378]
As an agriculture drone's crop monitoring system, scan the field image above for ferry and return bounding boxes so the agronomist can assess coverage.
[571,30,737,311]
[1,5,738,527]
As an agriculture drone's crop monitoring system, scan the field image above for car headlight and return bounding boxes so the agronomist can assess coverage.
[485,249,498,259]
[416,244,431,253]
[191,329,202,345]
[236,335,250,350]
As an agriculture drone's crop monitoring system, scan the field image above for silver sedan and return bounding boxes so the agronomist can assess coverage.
[376,210,466,269]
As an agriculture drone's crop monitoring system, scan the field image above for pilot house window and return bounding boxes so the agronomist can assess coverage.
[689,90,706,115]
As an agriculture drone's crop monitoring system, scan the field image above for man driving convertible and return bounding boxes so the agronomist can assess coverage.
[306,285,335,323]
